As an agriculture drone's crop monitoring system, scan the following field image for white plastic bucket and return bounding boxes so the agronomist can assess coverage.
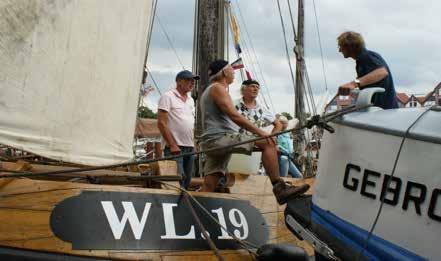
[227,152,262,175]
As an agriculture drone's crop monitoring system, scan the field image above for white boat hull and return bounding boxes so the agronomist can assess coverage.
[313,115,441,260]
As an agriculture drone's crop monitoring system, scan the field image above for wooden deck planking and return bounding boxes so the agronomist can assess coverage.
[0,162,315,260]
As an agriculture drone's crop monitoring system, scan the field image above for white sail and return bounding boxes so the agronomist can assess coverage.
[0,0,153,165]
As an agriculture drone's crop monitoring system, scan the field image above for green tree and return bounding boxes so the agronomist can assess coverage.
[137,106,157,119]
[280,112,293,120]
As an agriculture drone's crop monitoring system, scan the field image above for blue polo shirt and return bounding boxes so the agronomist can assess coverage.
[356,48,398,109]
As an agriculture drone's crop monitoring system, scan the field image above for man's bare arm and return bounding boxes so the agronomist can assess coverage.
[210,84,267,137]
[157,110,180,153]
[358,67,388,87]
[271,119,283,134]
[339,67,388,92]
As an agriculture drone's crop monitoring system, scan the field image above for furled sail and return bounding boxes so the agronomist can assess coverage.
[0,0,153,165]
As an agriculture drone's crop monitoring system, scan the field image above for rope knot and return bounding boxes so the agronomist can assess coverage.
[306,115,335,133]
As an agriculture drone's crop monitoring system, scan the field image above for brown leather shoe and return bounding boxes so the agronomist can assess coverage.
[273,180,310,205]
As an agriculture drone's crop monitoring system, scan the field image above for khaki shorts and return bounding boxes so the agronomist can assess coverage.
[201,133,256,176]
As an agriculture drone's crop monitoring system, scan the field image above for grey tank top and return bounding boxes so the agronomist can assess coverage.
[200,84,238,139]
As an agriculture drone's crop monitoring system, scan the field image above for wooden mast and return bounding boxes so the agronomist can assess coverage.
[192,0,226,175]
[294,0,313,177]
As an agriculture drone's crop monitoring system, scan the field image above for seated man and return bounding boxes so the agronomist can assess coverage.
[277,116,302,178]
[234,79,281,136]
[234,80,297,177]
[199,59,309,205]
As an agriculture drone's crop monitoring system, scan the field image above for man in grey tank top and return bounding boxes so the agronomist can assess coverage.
[199,59,309,205]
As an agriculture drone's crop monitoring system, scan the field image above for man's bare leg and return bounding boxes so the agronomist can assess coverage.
[255,139,309,204]
[201,173,223,192]
[255,139,280,183]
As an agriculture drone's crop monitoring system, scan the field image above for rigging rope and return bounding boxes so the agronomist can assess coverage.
[233,0,275,112]
[138,0,158,106]
[302,68,313,115]
[156,15,186,70]
[286,0,319,117]
[283,0,316,173]
[145,66,162,95]
[225,4,245,83]
[191,0,198,76]
[304,64,317,115]
[312,0,328,92]
[182,193,225,261]
[225,3,264,104]
[145,0,158,59]
[0,104,370,179]
[286,0,297,40]
[276,0,297,117]
[285,0,317,116]
[225,2,229,70]
[159,181,258,258]
[226,4,262,96]
[298,66,316,173]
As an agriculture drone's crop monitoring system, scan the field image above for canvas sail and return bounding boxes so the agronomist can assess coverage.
[0,0,153,165]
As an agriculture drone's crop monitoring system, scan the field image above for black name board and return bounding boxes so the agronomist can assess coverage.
[50,191,269,250]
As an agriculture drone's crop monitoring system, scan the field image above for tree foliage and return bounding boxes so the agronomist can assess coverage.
[137,106,157,119]
[280,112,293,120]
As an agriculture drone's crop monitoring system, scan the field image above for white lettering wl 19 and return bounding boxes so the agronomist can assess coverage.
[100,201,250,241]
[101,201,152,240]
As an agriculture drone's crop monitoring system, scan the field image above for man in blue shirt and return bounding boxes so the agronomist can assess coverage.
[337,31,398,109]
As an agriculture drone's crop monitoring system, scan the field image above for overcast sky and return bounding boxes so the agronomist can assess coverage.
[145,0,441,115]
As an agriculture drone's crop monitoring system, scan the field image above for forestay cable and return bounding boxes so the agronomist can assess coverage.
[234,0,275,112]
[276,0,297,113]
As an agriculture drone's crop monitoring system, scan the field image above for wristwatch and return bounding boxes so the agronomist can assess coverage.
[354,79,361,88]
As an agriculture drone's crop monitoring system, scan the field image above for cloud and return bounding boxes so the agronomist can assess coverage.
[146,0,441,114]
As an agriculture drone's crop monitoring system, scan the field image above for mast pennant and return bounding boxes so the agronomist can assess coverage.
[231,58,244,70]
[230,13,242,54]
[245,70,252,80]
